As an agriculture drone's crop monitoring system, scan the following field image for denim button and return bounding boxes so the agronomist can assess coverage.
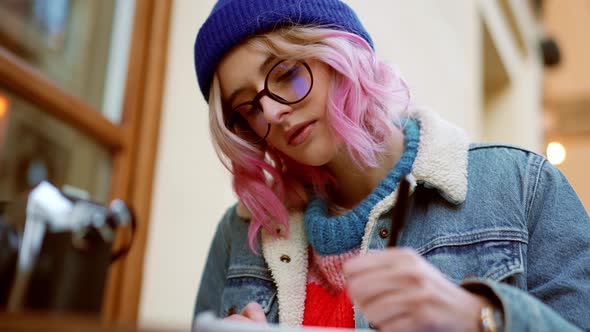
[280,255,291,263]
[379,227,390,239]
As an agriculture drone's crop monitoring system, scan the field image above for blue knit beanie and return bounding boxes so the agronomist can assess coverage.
[194,0,373,101]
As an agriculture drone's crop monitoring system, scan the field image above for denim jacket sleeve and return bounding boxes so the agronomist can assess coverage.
[193,207,232,317]
[464,158,590,331]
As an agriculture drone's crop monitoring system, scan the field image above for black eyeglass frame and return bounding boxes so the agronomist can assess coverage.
[225,60,314,144]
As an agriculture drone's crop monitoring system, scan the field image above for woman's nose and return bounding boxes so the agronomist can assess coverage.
[259,96,292,124]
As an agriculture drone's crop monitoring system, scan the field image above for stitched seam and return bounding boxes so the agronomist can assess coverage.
[486,263,524,280]
[227,267,273,281]
[416,230,528,255]
[486,242,525,280]
[468,143,543,157]
[221,287,277,314]
[526,156,545,226]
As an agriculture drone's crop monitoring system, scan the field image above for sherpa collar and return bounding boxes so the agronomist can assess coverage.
[410,108,469,204]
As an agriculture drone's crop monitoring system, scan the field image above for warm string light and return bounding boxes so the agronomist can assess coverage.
[546,142,566,165]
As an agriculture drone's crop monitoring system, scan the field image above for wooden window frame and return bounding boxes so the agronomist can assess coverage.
[0,0,172,324]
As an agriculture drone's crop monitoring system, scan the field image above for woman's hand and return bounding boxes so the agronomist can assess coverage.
[343,248,491,332]
[224,302,268,324]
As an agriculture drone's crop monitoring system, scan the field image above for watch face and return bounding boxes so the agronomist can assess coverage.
[480,306,502,332]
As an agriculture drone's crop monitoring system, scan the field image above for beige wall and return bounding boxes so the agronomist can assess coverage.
[544,0,590,100]
[479,0,544,153]
[345,0,482,138]
[542,0,590,209]
[139,0,542,328]
[138,0,235,328]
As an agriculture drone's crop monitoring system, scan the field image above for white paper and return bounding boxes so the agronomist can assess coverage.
[193,311,373,332]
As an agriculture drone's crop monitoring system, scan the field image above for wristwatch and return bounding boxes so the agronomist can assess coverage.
[480,305,504,332]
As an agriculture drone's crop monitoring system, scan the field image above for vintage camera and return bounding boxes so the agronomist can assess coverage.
[0,181,134,314]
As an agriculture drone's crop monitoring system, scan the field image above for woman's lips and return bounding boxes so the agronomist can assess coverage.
[286,120,316,146]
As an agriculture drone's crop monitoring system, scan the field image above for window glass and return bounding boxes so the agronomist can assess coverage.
[0,0,135,123]
[0,86,112,203]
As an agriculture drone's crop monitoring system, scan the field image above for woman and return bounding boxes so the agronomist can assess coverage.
[193,1,590,331]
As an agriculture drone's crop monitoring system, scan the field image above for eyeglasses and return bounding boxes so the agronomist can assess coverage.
[225,60,314,144]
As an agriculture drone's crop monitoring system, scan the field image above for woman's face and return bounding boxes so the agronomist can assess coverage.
[217,43,341,166]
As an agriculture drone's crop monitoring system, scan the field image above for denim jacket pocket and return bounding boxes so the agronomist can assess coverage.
[417,230,527,284]
[220,265,277,317]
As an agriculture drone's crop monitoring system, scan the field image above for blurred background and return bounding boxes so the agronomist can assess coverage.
[0,0,587,330]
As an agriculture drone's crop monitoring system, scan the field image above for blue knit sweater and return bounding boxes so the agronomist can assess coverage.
[304,119,420,255]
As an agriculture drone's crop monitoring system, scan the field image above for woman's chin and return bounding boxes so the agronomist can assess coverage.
[277,134,342,167]
[291,147,339,167]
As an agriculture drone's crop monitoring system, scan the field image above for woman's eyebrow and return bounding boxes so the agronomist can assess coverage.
[259,54,277,75]
[227,87,246,107]
[227,54,277,106]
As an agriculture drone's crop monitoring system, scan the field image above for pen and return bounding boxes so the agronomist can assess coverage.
[388,176,410,247]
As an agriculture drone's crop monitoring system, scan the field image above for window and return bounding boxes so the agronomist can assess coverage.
[0,0,171,323]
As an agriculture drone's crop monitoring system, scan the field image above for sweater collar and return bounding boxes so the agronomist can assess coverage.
[304,119,420,255]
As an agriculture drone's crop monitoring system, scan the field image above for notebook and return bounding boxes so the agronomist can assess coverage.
[193,311,372,332]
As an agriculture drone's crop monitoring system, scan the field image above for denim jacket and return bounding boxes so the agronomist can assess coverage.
[194,109,590,331]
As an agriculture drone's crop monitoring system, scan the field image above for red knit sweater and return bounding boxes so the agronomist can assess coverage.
[302,248,359,328]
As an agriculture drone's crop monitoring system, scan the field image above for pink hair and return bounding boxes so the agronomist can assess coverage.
[208,27,411,252]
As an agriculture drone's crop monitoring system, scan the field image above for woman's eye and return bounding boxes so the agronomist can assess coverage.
[245,108,258,117]
[276,65,300,83]
[237,106,258,118]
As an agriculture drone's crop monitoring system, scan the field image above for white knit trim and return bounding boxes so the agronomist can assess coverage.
[360,175,417,253]
[261,212,308,326]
